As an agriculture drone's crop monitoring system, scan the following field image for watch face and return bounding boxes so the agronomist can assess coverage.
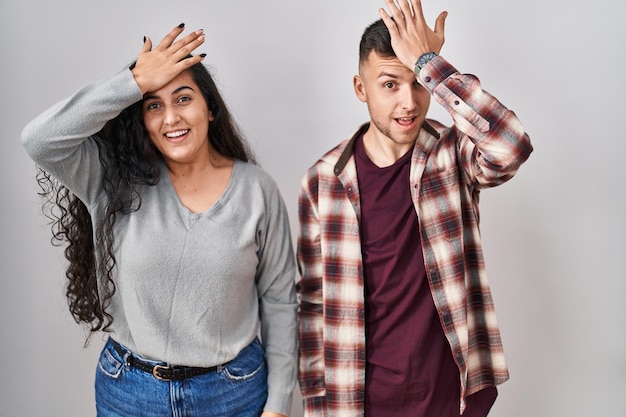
[418,52,437,69]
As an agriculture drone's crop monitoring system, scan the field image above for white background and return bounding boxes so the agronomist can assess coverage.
[1,0,625,416]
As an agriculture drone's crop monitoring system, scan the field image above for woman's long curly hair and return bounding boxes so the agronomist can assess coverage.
[37,60,254,344]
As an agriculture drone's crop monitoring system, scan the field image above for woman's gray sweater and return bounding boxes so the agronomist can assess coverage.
[21,69,298,414]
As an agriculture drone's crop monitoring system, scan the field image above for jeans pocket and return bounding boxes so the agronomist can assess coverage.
[220,338,266,382]
[97,343,124,379]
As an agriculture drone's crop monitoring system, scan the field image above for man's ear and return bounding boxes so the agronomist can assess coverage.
[353,75,367,103]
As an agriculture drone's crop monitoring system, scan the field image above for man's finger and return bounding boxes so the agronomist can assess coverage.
[383,0,405,27]
[396,0,414,19]
[434,11,448,36]
[379,8,396,31]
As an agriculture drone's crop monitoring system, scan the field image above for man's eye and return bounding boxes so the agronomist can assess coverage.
[384,82,394,89]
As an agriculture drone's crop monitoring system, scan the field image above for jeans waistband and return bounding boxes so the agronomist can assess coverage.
[110,338,218,381]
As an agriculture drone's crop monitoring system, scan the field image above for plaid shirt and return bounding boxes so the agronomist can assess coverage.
[296,57,533,416]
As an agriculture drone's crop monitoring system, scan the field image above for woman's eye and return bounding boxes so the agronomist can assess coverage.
[177,96,191,103]
[146,102,160,110]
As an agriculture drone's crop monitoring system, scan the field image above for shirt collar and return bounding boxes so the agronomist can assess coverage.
[334,121,440,175]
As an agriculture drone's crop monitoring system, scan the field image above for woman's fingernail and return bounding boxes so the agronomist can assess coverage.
[200,53,207,58]
[143,36,146,43]
[178,22,185,28]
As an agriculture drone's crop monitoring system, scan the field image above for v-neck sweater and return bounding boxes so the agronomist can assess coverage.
[21,69,298,414]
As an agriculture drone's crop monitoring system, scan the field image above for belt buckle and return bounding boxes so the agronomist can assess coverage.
[152,365,170,381]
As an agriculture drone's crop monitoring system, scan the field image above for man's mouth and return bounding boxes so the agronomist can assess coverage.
[396,117,416,126]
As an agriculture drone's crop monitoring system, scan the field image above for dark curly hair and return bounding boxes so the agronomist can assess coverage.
[36,59,254,344]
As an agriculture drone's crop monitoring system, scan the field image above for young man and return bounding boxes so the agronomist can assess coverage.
[296,0,533,416]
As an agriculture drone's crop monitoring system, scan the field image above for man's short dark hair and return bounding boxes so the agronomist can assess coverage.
[359,19,395,65]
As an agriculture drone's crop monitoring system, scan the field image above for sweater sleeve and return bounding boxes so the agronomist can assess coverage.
[255,180,299,415]
[418,56,533,189]
[20,69,143,205]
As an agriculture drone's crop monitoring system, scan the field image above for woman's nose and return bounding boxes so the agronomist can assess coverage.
[163,106,181,125]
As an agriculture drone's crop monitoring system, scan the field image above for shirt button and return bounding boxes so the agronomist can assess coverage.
[424,76,431,82]
[454,100,460,105]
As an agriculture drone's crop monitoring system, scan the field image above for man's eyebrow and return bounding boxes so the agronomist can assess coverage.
[144,86,195,101]
[376,71,401,80]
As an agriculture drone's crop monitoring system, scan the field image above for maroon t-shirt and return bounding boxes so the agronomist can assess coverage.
[354,135,497,416]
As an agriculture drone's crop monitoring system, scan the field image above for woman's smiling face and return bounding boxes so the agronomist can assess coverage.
[142,70,214,166]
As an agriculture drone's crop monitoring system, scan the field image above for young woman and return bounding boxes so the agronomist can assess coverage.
[21,23,297,417]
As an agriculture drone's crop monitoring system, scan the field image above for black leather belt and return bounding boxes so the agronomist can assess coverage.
[110,338,218,381]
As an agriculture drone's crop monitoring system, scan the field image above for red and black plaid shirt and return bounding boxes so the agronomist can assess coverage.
[296,56,533,416]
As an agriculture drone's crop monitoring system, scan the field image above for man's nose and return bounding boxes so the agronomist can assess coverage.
[400,85,420,110]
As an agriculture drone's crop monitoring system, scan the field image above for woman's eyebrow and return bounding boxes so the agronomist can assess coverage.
[144,85,195,101]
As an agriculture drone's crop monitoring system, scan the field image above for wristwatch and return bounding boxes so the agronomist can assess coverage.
[414,52,438,74]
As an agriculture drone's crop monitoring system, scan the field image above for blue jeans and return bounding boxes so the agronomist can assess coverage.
[95,337,267,417]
